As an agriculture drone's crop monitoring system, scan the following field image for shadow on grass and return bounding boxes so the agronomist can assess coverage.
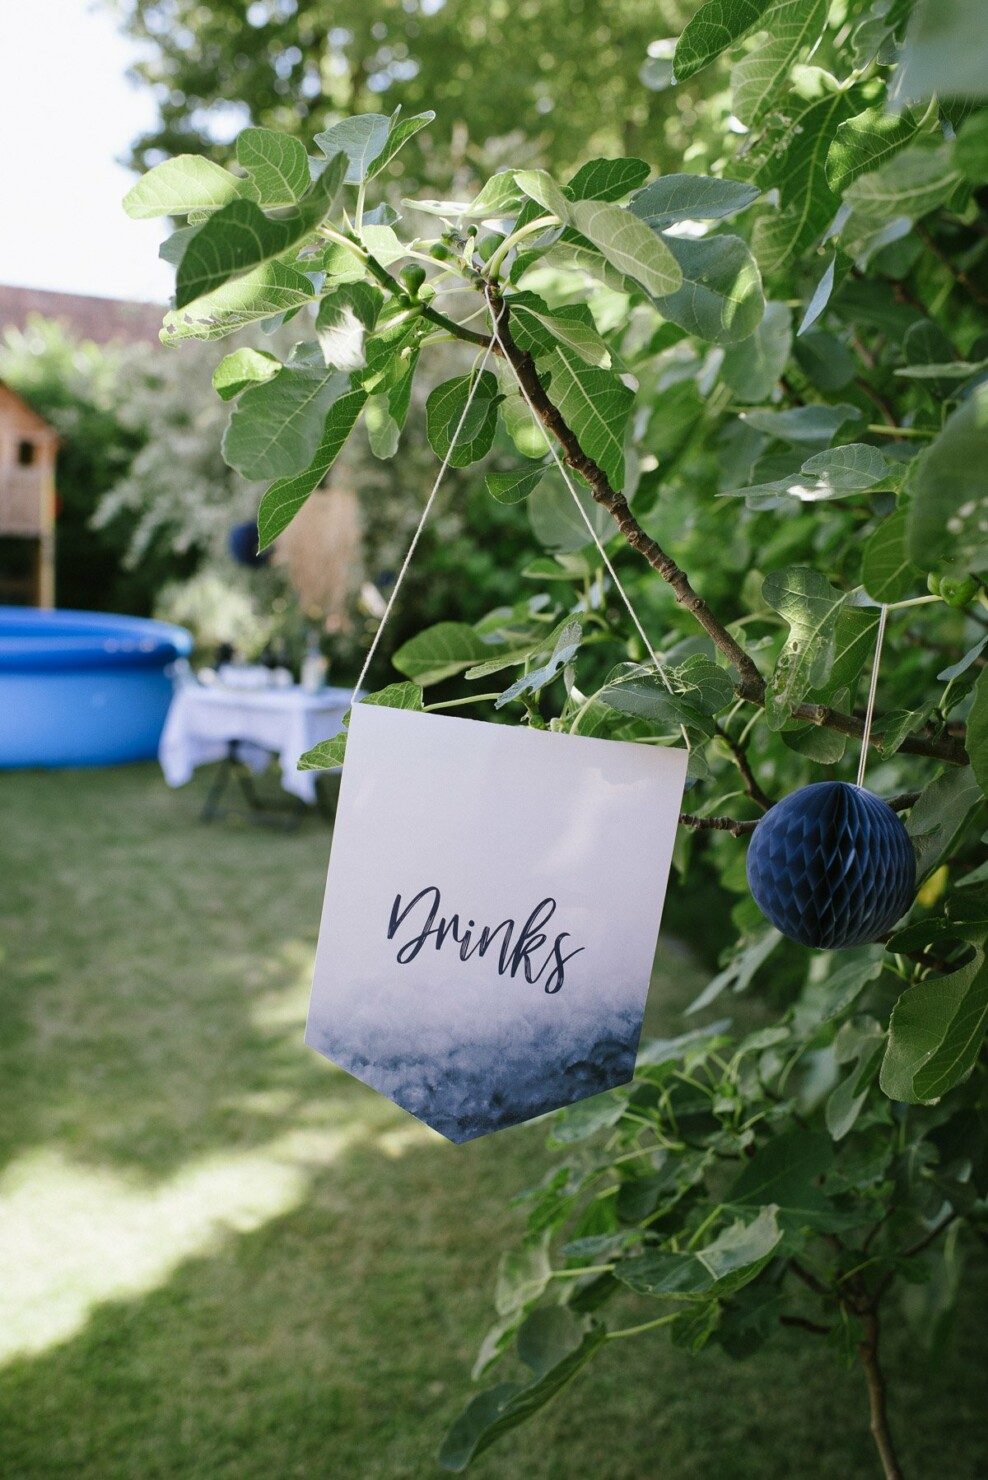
[1,766,985,1478]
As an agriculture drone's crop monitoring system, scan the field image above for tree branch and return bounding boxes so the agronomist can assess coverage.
[679,812,757,837]
[902,1211,957,1261]
[485,285,767,697]
[716,723,773,810]
[355,241,493,348]
[858,1310,905,1480]
[781,1314,833,1336]
[786,700,966,765]
[421,282,967,767]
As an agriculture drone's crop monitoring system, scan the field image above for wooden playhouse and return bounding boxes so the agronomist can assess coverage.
[0,380,57,606]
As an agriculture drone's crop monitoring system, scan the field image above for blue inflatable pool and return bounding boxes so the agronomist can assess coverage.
[0,607,192,768]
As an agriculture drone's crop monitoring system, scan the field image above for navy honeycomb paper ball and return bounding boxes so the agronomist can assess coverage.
[228,520,269,567]
[746,782,915,950]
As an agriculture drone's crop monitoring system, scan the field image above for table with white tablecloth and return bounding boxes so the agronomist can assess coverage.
[159,682,354,806]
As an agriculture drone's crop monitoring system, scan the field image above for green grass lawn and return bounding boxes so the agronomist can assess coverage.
[0,764,984,1479]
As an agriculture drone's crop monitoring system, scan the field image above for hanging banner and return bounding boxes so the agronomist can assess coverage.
[306,705,688,1142]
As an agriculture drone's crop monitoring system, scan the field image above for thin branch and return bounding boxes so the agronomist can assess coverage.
[487,288,969,765]
[393,279,967,767]
[679,812,757,837]
[485,285,771,701]
[858,1310,905,1480]
[781,1314,834,1336]
[716,723,773,810]
[355,241,493,348]
[790,1260,830,1297]
[854,374,897,427]
[916,224,988,310]
[902,1211,957,1261]
[788,700,966,765]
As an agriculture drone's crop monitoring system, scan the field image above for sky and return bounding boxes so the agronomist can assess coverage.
[0,0,173,303]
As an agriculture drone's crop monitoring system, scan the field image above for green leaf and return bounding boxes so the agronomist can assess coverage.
[896,0,988,102]
[629,174,760,228]
[438,1309,606,1473]
[494,1237,552,1317]
[793,329,856,391]
[896,359,988,383]
[721,302,792,402]
[841,142,962,266]
[652,233,765,345]
[175,154,346,308]
[567,197,682,297]
[316,282,383,370]
[970,669,988,800]
[123,154,246,218]
[862,507,920,602]
[826,1018,885,1140]
[486,467,545,505]
[364,394,400,458]
[507,292,611,368]
[393,622,491,686]
[160,259,316,344]
[727,1129,838,1230]
[236,127,311,206]
[515,173,682,296]
[826,106,925,195]
[687,929,781,1013]
[212,347,281,401]
[732,0,830,128]
[907,767,983,880]
[752,85,853,271]
[468,170,527,215]
[425,371,501,467]
[549,1087,631,1144]
[409,171,523,222]
[495,620,583,708]
[757,442,892,501]
[594,671,718,740]
[907,383,988,574]
[955,110,988,183]
[617,1206,782,1297]
[673,0,772,83]
[798,252,837,335]
[741,403,861,444]
[313,113,391,183]
[762,566,846,727]
[256,387,366,548]
[528,470,613,552]
[222,366,350,481]
[368,110,435,179]
[535,346,633,490]
[881,949,988,1104]
[564,157,650,203]
[297,682,424,770]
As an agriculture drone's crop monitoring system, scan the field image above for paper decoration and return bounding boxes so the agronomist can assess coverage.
[306,705,688,1141]
[746,781,915,949]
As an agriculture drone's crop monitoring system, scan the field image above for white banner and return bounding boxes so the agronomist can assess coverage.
[307,705,688,1141]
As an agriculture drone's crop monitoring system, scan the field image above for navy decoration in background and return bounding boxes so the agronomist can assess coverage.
[746,781,915,950]
[228,519,270,567]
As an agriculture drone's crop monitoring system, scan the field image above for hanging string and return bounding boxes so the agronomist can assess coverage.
[487,304,691,751]
[353,333,498,695]
[352,303,690,754]
[856,602,888,789]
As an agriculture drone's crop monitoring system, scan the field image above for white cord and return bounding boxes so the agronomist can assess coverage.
[354,335,498,695]
[352,302,690,755]
[487,304,690,750]
[856,602,888,789]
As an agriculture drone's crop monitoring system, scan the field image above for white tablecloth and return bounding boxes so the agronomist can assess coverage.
[159,683,354,804]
